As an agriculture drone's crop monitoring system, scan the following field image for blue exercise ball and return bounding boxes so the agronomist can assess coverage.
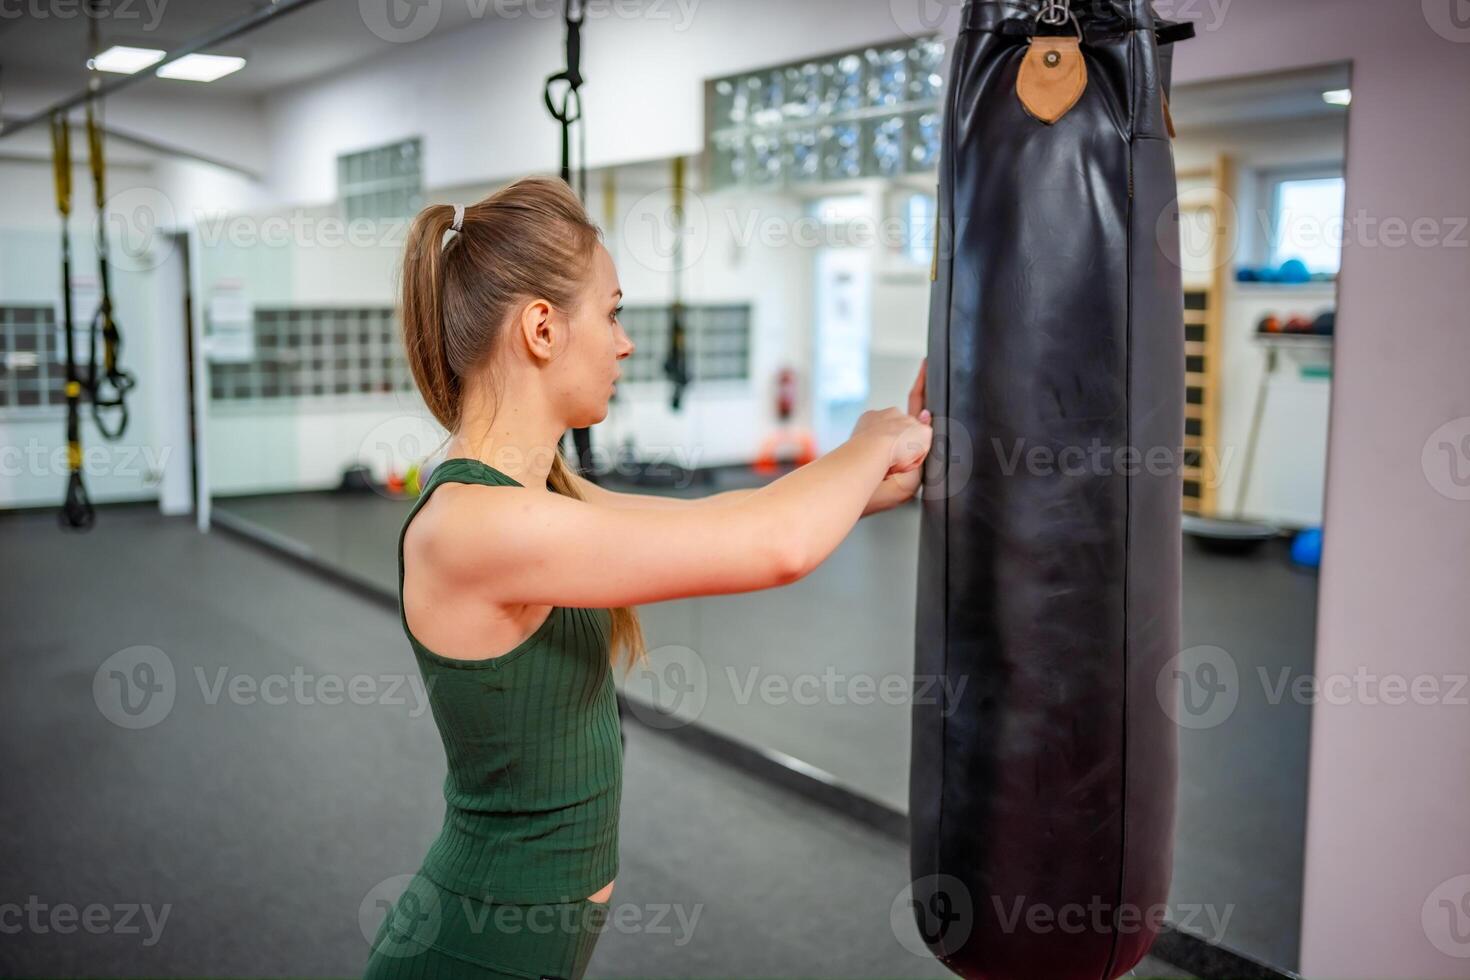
[1291,527,1322,568]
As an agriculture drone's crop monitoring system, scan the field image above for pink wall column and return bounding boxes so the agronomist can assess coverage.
[1167,0,1470,976]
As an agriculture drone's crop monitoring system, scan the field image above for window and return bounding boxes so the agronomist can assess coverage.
[0,305,70,410]
[1266,172,1345,275]
[904,192,936,267]
[208,307,411,401]
[337,138,423,222]
[616,304,752,385]
[706,38,947,191]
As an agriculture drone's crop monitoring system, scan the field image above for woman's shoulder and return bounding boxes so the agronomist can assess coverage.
[407,478,523,553]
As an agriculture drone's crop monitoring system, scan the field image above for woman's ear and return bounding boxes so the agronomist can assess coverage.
[517,299,558,361]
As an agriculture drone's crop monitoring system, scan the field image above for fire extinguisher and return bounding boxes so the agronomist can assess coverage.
[776,367,797,422]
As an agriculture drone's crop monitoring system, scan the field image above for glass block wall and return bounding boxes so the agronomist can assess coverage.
[207,307,412,401]
[618,304,752,383]
[706,37,947,191]
[337,138,424,222]
[0,304,80,410]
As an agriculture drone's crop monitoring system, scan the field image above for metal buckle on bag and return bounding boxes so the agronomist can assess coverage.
[1035,0,1083,41]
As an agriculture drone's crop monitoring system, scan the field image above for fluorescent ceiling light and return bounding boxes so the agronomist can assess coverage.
[156,54,246,82]
[1322,88,1352,106]
[89,45,165,74]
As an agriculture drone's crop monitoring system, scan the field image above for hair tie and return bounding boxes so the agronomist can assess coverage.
[451,204,465,232]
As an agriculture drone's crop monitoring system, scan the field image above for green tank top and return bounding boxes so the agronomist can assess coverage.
[397,457,622,904]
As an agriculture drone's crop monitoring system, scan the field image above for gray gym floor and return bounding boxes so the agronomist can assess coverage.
[214,476,1317,973]
[0,507,1191,978]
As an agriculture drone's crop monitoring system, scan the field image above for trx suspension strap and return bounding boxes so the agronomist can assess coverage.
[663,155,690,411]
[84,97,135,441]
[543,0,586,200]
[52,113,95,530]
[546,0,595,479]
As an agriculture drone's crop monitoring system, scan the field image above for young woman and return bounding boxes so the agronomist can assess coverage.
[363,175,932,980]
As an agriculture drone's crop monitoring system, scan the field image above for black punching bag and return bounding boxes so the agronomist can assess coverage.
[910,2,1193,978]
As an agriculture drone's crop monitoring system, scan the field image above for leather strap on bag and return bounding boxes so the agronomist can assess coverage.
[1018,36,1088,125]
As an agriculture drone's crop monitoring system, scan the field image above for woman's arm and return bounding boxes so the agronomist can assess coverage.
[571,357,930,518]
[567,471,755,511]
[575,468,904,519]
[416,409,930,609]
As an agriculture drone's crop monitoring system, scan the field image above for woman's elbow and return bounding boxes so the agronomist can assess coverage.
[770,537,809,586]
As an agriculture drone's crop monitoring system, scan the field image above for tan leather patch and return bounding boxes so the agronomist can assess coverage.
[1017,37,1087,125]
[1161,87,1177,138]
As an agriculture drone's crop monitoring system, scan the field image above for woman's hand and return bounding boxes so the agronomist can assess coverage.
[852,405,932,475]
[861,358,930,516]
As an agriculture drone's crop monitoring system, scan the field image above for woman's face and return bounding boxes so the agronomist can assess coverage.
[556,242,634,428]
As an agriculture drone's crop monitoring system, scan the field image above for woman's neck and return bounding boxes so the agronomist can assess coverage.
[449,382,566,489]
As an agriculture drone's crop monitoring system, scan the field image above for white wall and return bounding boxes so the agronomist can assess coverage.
[258,0,950,207]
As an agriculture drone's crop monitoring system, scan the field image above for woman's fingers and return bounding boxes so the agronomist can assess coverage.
[907,357,928,417]
[905,357,929,417]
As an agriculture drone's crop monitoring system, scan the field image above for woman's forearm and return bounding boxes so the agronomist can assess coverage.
[861,475,905,518]
[742,436,890,575]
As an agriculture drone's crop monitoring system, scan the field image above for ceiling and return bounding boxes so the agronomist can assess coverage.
[0,0,502,101]
[0,4,1352,154]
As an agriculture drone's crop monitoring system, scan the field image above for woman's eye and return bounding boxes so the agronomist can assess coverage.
[611,306,624,323]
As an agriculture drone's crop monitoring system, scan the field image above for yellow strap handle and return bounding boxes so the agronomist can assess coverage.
[602,168,616,240]
[671,155,685,225]
[670,155,685,306]
[86,100,107,208]
[50,113,71,219]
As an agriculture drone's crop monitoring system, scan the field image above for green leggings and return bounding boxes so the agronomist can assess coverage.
[363,873,608,980]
